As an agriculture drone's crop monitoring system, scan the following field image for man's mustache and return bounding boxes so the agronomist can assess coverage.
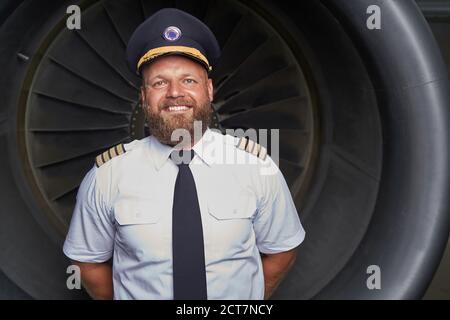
[159,99,196,110]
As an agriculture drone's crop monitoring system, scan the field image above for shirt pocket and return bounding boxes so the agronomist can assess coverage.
[114,197,163,225]
[114,183,165,225]
[207,190,257,220]
[206,190,258,259]
[113,191,170,262]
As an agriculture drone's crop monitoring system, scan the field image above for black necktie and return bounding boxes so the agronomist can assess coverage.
[170,149,207,300]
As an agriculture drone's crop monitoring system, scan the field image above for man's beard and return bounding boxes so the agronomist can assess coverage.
[146,99,213,147]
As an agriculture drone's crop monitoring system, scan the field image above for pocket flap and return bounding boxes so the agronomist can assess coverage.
[114,198,162,225]
[208,191,257,220]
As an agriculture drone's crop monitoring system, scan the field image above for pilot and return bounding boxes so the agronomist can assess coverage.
[63,7,305,300]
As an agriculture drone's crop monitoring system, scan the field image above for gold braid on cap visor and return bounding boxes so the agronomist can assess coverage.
[137,46,212,72]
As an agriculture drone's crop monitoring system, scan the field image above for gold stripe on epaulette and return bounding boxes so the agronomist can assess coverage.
[236,137,267,161]
[258,146,268,160]
[117,144,126,155]
[245,139,255,153]
[252,142,261,156]
[237,136,248,150]
[109,146,117,158]
[102,150,110,163]
[95,143,126,167]
[95,154,104,167]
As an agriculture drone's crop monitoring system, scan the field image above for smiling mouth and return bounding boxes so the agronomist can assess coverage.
[162,105,193,113]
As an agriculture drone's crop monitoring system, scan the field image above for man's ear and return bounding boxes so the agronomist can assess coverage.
[140,85,146,107]
[207,78,214,102]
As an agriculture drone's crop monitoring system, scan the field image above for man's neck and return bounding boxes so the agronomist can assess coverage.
[167,127,209,150]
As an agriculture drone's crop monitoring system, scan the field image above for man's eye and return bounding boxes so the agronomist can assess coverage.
[153,80,166,87]
[184,78,197,84]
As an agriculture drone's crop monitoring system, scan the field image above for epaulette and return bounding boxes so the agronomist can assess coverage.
[235,137,268,160]
[95,144,126,167]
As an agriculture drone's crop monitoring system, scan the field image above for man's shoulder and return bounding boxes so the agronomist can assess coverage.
[207,130,280,179]
[94,137,150,169]
[208,129,269,161]
[89,137,150,197]
[233,136,269,162]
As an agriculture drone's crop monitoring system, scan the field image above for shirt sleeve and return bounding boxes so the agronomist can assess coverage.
[63,165,115,263]
[253,160,306,254]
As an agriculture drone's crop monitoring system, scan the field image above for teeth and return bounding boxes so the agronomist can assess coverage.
[167,105,189,112]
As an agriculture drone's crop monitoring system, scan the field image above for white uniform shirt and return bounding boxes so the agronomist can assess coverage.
[63,128,305,299]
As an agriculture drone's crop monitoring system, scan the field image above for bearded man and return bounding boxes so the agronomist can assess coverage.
[63,8,305,300]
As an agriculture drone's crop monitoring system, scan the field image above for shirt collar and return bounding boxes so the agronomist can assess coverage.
[149,127,217,170]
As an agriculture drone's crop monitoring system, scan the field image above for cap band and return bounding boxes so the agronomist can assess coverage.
[137,46,211,72]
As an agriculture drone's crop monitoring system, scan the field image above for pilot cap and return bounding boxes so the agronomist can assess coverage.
[126,8,221,76]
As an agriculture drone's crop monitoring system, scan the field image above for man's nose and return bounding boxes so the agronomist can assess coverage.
[166,81,184,98]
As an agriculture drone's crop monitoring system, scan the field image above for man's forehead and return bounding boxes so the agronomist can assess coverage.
[143,55,208,78]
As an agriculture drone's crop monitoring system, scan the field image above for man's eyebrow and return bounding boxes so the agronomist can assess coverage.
[144,72,203,83]
[180,72,196,77]
[183,73,209,82]
[144,75,165,83]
